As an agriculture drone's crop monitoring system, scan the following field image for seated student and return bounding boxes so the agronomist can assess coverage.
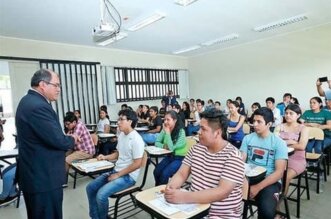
[86,109,145,219]
[247,102,261,133]
[266,97,282,132]
[181,101,191,120]
[240,107,288,219]
[227,101,245,148]
[164,109,245,218]
[186,99,204,136]
[159,100,166,118]
[0,163,18,206]
[153,111,188,186]
[140,106,162,144]
[300,97,331,153]
[138,105,150,122]
[64,113,95,172]
[74,109,81,121]
[235,96,246,116]
[274,104,308,195]
[214,101,221,111]
[172,104,186,125]
[276,93,292,117]
[96,109,110,133]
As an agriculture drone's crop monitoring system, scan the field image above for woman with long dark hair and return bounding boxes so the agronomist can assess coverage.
[153,111,188,186]
[275,104,308,195]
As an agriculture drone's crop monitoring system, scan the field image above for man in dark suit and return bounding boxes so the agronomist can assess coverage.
[16,69,79,219]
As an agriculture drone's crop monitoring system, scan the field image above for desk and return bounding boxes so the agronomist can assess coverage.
[135,126,149,132]
[145,146,172,166]
[136,185,210,219]
[98,133,116,138]
[244,164,266,185]
[0,149,18,165]
[288,147,295,156]
[70,158,114,189]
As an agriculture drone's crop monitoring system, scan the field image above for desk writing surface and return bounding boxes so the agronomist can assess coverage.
[145,146,171,155]
[98,133,116,138]
[136,185,210,219]
[0,149,18,158]
[72,158,114,173]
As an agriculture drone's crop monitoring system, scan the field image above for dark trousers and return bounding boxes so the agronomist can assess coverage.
[23,188,63,219]
[153,156,184,186]
[255,182,281,219]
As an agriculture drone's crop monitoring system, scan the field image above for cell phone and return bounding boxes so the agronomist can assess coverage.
[319,77,328,82]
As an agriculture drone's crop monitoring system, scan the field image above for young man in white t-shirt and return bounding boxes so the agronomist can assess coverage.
[86,109,145,219]
[164,109,245,218]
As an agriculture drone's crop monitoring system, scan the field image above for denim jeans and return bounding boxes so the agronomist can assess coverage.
[306,140,323,153]
[86,170,136,219]
[0,164,17,200]
[186,124,200,136]
[141,133,159,145]
[153,156,184,186]
[323,137,331,150]
[255,182,281,219]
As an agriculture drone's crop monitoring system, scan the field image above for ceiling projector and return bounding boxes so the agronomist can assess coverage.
[92,23,116,37]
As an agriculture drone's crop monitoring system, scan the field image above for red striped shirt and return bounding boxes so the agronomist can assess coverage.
[183,143,244,219]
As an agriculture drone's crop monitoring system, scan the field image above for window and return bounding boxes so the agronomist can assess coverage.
[40,61,100,125]
[114,67,179,102]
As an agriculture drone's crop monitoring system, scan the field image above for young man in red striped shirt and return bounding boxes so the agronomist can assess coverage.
[165,109,245,218]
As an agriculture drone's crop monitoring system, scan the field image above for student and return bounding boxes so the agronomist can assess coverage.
[164,109,245,218]
[96,109,110,133]
[300,97,331,153]
[227,101,245,148]
[276,93,292,116]
[235,96,246,116]
[186,99,204,136]
[172,104,186,125]
[240,107,288,219]
[140,106,162,144]
[153,111,188,186]
[0,163,18,206]
[181,101,191,120]
[64,113,95,172]
[214,101,221,111]
[86,109,145,219]
[266,97,282,132]
[274,104,308,195]
[74,109,81,120]
[164,90,177,107]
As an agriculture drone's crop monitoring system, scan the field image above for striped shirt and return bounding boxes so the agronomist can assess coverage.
[183,143,244,219]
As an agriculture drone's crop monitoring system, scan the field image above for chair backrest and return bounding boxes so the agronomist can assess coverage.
[90,133,98,146]
[138,152,150,190]
[307,127,324,141]
[186,137,198,150]
[243,123,251,135]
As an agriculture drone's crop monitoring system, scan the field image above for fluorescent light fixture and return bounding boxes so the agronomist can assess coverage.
[174,0,198,6]
[173,45,201,54]
[97,32,128,46]
[127,12,166,31]
[201,34,239,46]
[254,14,307,32]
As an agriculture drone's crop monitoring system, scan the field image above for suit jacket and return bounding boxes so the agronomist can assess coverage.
[16,89,74,194]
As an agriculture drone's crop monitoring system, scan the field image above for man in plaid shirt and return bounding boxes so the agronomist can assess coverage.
[64,112,95,172]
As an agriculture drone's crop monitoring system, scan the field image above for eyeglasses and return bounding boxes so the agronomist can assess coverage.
[117,118,128,122]
[43,80,61,88]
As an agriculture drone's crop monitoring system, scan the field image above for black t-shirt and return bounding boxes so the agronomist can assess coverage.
[148,116,163,130]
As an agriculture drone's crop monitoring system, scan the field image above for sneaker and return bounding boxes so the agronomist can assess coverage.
[0,195,18,207]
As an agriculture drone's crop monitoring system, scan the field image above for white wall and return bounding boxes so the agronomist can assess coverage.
[0,36,189,116]
[188,23,331,111]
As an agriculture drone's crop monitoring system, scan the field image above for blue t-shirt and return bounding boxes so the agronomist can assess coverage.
[240,132,288,176]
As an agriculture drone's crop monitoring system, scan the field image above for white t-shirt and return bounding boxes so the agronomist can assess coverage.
[97,118,110,133]
[272,107,282,128]
[115,130,145,181]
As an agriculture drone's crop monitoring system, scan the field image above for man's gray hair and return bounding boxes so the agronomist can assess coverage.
[30,69,52,87]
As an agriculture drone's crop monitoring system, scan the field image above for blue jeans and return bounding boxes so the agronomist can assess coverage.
[0,164,17,200]
[306,140,323,153]
[86,170,136,219]
[141,133,159,145]
[153,156,184,186]
[255,182,281,219]
[186,124,200,136]
[323,137,331,150]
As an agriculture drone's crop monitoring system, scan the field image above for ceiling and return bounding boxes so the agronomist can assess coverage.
[1,0,331,57]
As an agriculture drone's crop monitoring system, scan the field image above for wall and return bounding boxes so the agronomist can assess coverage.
[0,36,189,116]
[188,23,331,111]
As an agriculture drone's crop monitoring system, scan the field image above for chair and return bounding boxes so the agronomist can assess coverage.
[306,127,327,194]
[242,161,291,219]
[90,133,99,157]
[108,152,150,218]
[243,123,251,135]
[287,169,310,218]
